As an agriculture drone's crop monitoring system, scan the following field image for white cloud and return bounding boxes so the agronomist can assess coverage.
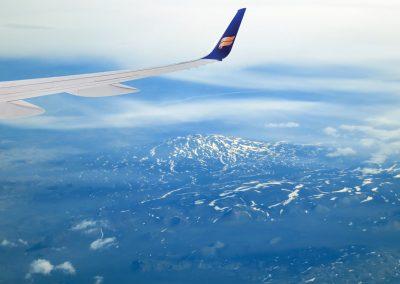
[71,220,97,231]
[323,127,339,137]
[55,262,76,275]
[360,138,376,147]
[2,98,319,130]
[0,147,82,169]
[27,259,76,278]
[0,238,28,248]
[29,259,54,275]
[360,168,383,175]
[265,122,299,128]
[18,239,28,246]
[366,110,400,127]
[340,125,400,141]
[339,124,400,163]
[94,276,104,284]
[1,239,16,247]
[368,142,400,164]
[71,219,109,236]
[90,237,116,250]
[2,0,400,68]
[178,68,400,94]
[327,147,356,157]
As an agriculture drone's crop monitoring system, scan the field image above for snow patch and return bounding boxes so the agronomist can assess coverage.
[332,187,351,193]
[361,196,373,203]
[362,179,373,186]
[283,185,303,206]
[71,220,97,231]
[90,237,117,250]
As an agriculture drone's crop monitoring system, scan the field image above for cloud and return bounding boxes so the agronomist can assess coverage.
[94,276,104,284]
[360,168,384,175]
[18,239,28,246]
[71,219,108,236]
[323,127,339,137]
[3,23,52,30]
[360,138,376,147]
[55,262,76,275]
[27,259,76,278]
[1,239,16,248]
[2,98,319,130]
[2,0,400,71]
[327,147,356,157]
[369,142,400,164]
[177,67,400,94]
[28,259,54,276]
[0,238,28,248]
[265,122,299,128]
[366,110,400,127]
[0,147,82,169]
[90,237,117,250]
[339,124,400,163]
[323,121,400,164]
[71,220,97,231]
[340,125,400,141]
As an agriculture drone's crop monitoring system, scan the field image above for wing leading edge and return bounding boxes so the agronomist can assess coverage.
[0,8,246,119]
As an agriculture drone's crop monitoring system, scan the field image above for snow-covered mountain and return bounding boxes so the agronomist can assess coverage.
[85,134,400,220]
[141,134,330,175]
[107,134,398,223]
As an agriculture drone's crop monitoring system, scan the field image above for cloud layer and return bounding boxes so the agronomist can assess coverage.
[2,0,400,71]
[4,98,319,130]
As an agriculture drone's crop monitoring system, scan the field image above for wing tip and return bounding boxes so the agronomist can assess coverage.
[203,8,246,61]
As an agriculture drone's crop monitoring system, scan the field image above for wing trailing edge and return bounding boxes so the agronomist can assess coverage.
[0,100,44,119]
[69,83,139,97]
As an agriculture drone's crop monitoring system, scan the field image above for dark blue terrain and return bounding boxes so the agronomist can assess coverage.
[1,132,399,283]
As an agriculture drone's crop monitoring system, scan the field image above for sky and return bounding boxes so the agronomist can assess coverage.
[1,0,400,164]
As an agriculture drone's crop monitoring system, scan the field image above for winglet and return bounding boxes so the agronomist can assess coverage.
[203,8,246,61]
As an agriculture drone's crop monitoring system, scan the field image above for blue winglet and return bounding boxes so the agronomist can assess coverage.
[203,8,246,61]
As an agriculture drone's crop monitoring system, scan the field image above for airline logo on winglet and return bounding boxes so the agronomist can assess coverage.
[218,36,236,49]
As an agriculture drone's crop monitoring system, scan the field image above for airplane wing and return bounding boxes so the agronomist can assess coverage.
[0,8,246,119]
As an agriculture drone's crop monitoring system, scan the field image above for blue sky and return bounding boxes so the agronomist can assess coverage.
[1,1,400,164]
